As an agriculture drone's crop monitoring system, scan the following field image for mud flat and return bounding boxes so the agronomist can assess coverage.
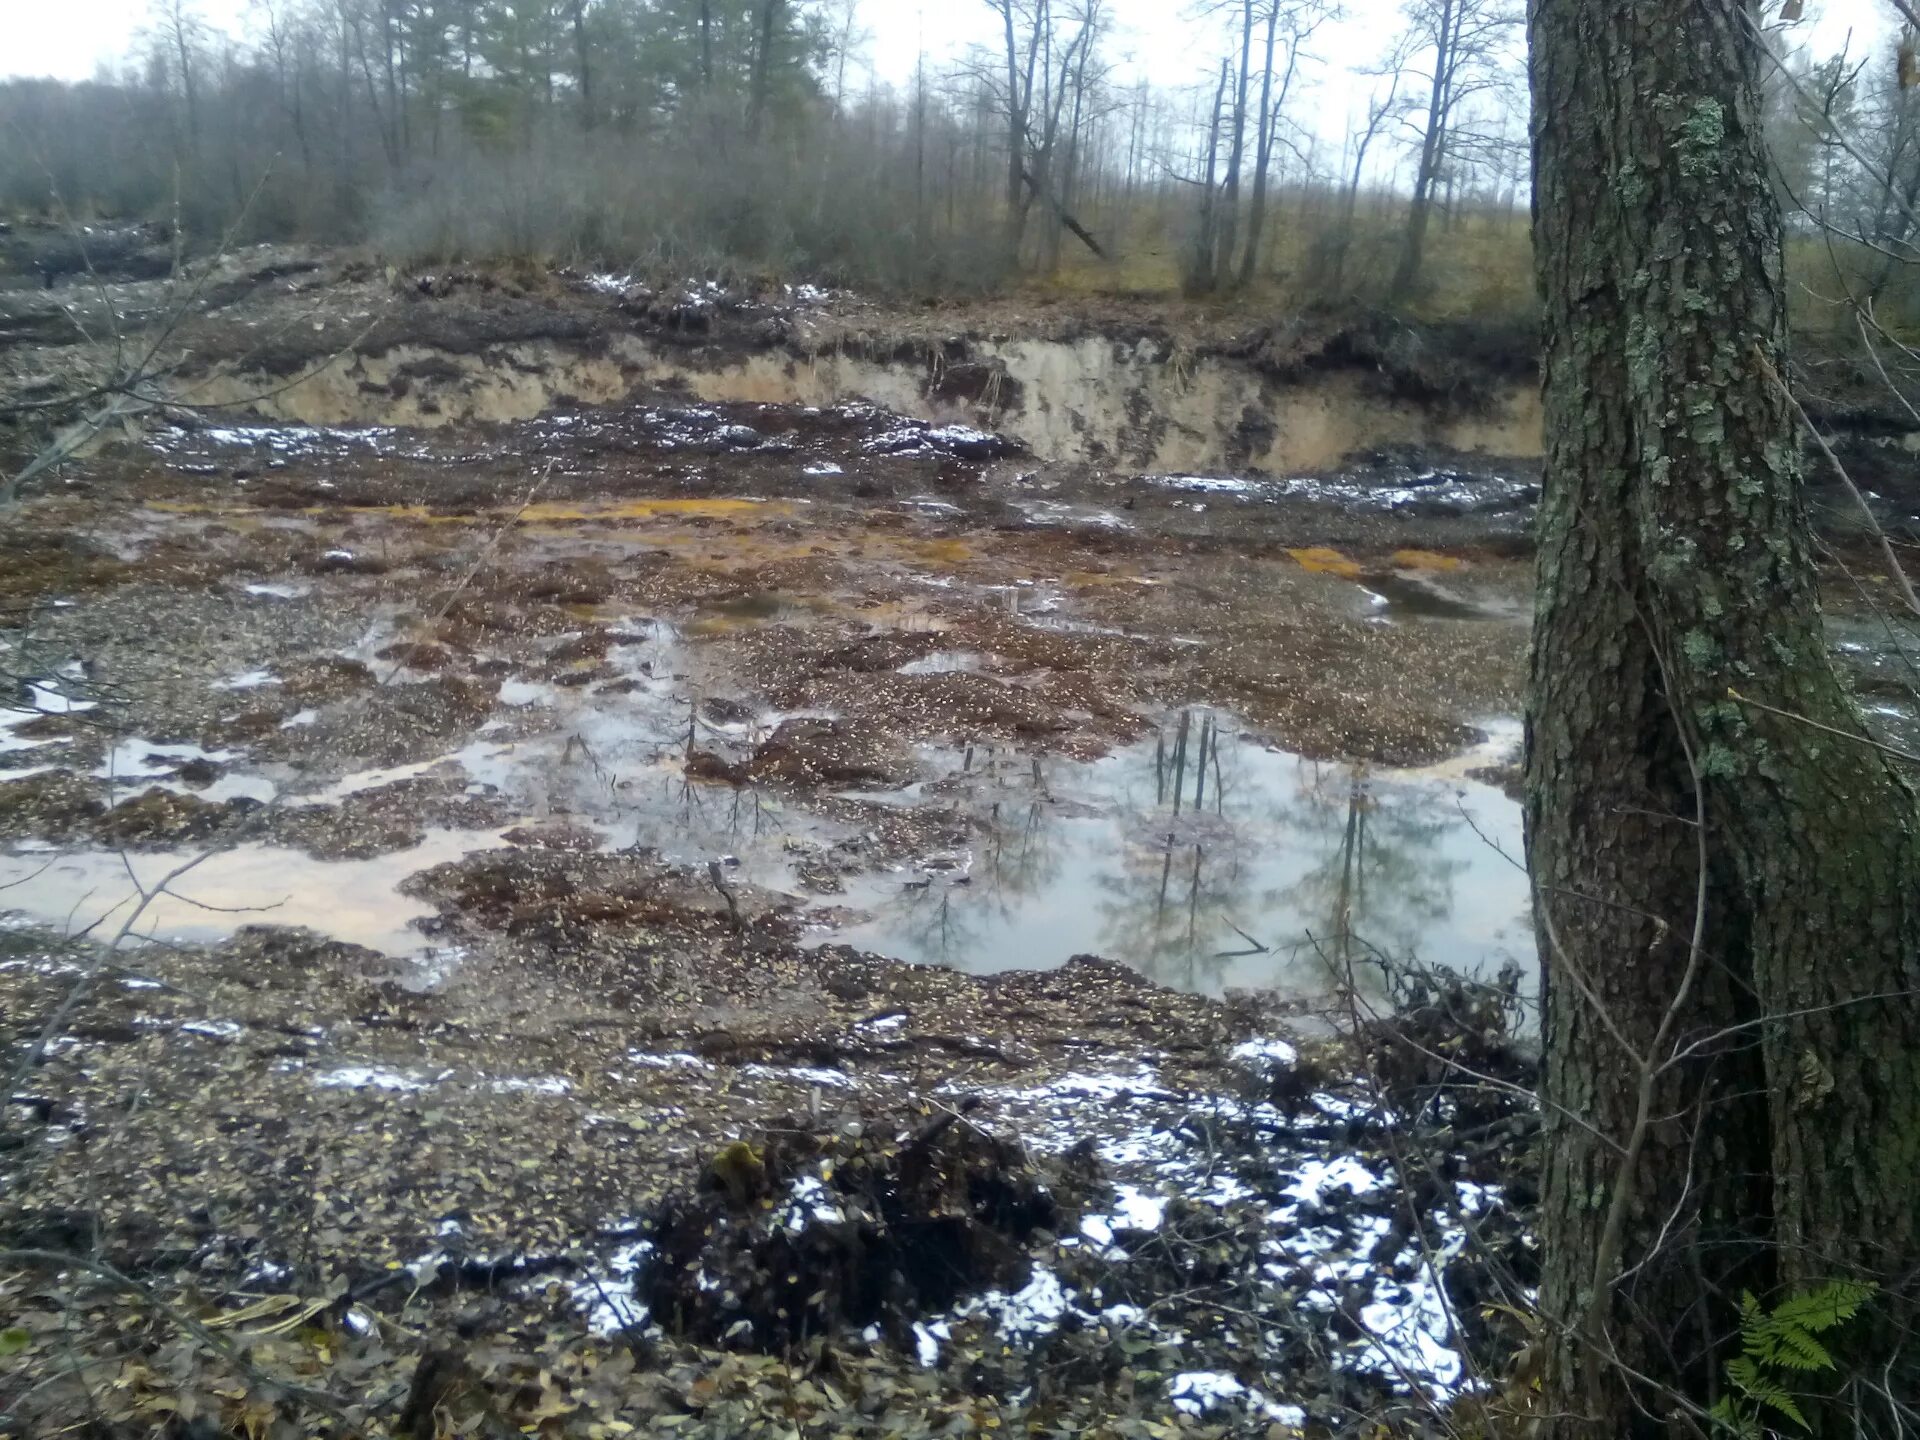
[0,256,1902,1436]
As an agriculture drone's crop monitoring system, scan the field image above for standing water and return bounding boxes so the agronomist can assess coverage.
[823,712,1533,1002]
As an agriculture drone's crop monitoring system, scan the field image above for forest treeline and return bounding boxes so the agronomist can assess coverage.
[2,0,1919,322]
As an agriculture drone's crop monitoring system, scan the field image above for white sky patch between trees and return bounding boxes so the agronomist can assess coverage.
[0,0,1896,167]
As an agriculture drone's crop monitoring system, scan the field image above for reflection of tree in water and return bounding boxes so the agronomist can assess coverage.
[1270,759,1469,997]
[866,748,1067,968]
[624,768,781,858]
[1088,710,1472,995]
[844,719,1485,990]
[1090,710,1271,992]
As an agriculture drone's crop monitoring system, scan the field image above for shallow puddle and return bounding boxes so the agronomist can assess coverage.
[822,714,1532,1001]
[307,619,855,893]
[3,584,1528,1005]
[896,650,989,676]
[0,829,501,959]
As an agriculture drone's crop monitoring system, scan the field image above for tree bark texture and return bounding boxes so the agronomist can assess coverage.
[1529,0,1920,1434]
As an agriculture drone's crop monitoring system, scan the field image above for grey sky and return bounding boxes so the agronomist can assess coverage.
[1,0,1896,148]
[862,0,1893,131]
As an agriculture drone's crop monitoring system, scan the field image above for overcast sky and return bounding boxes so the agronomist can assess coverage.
[1,0,1896,142]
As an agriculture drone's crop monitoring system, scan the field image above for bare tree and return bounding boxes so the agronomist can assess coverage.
[975,0,1109,273]
[1186,57,1233,292]
[150,0,208,153]
[1235,0,1333,288]
[1214,0,1258,286]
[1314,54,1411,290]
[1387,0,1518,303]
[983,0,1040,266]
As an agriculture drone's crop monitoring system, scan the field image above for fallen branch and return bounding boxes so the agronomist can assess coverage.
[0,1248,357,1425]
[1019,168,1108,258]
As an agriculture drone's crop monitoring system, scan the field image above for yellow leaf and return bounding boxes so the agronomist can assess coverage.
[528,1387,577,1422]
[1288,546,1362,579]
[1389,548,1463,572]
[204,1295,304,1330]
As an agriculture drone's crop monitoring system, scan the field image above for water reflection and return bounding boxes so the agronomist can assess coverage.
[873,748,1070,969]
[827,711,1533,1001]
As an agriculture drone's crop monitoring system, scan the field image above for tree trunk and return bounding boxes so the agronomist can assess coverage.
[1529,1,1920,1435]
[1187,59,1231,296]
[996,0,1030,270]
[914,51,927,246]
[1236,3,1281,289]
[381,0,399,153]
[173,10,200,152]
[748,0,779,139]
[831,0,854,116]
[1021,168,1105,258]
[1215,0,1255,281]
[572,0,593,130]
[698,0,714,92]
[335,4,354,217]
[1391,0,1453,303]
[1047,20,1093,276]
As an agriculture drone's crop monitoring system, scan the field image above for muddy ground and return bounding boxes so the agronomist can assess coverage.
[0,247,1913,1438]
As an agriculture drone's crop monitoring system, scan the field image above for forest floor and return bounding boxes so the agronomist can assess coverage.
[0,246,1910,1438]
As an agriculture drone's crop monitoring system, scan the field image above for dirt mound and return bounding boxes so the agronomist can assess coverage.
[1358,968,1536,1129]
[0,771,106,840]
[749,718,909,786]
[643,1103,1088,1352]
[95,788,245,845]
[406,846,785,948]
[1230,307,1539,409]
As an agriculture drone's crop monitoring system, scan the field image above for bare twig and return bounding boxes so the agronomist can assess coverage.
[708,860,745,931]
[1727,685,1920,766]
[0,1248,355,1423]
[1755,345,1920,617]
[381,461,556,686]
[1578,615,1713,1389]
[4,851,215,1105]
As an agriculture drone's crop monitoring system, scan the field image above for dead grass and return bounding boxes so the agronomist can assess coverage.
[1037,194,1537,324]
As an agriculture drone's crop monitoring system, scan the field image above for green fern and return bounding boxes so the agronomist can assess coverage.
[1711,1394,1763,1440]
[1711,1281,1876,1436]
[1769,1280,1876,1334]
